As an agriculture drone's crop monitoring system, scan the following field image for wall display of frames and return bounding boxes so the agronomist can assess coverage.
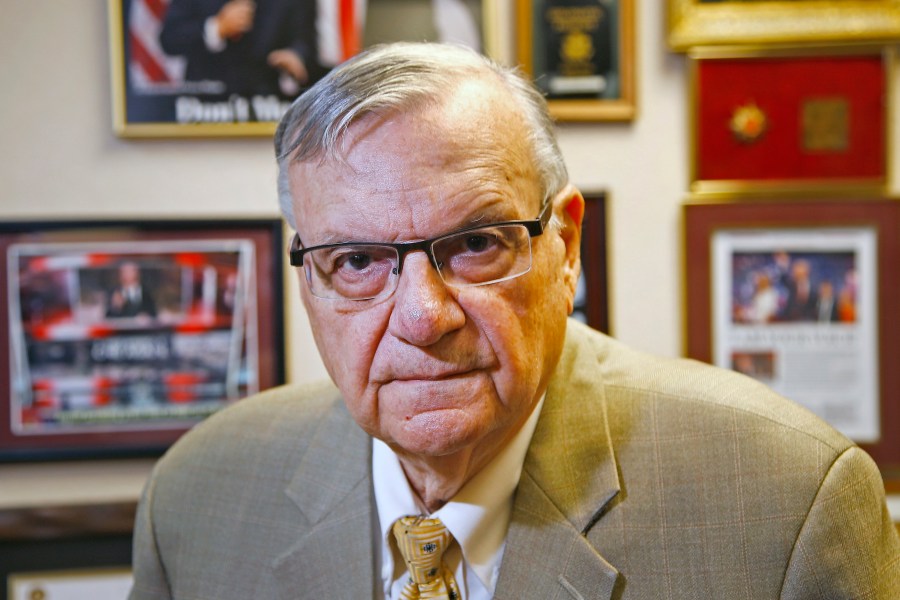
[668,0,900,51]
[109,0,496,137]
[0,219,285,460]
[689,45,892,197]
[515,0,636,122]
[683,198,900,484]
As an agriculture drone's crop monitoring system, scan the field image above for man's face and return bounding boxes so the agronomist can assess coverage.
[120,263,140,286]
[288,79,581,463]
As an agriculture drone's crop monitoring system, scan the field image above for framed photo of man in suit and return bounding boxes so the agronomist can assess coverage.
[108,0,497,137]
[108,0,323,137]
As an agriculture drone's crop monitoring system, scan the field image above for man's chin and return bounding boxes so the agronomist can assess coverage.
[385,410,488,458]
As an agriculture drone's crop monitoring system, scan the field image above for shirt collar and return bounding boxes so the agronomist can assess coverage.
[373,394,545,593]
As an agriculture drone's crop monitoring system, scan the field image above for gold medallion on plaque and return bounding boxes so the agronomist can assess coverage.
[29,589,47,600]
[562,31,594,65]
[802,97,848,152]
[729,102,767,144]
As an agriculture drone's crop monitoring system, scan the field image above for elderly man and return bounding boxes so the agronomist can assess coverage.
[129,43,900,599]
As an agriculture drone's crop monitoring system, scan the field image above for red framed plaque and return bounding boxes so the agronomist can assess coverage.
[690,45,891,196]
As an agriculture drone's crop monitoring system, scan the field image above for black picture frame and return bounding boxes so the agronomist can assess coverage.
[573,191,610,333]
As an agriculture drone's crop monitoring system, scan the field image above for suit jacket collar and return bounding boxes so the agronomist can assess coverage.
[269,322,621,599]
[496,323,622,599]
[271,398,376,599]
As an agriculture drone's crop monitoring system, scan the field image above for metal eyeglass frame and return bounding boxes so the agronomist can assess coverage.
[288,199,553,298]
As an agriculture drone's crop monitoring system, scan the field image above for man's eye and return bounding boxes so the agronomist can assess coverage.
[343,253,372,271]
[464,234,494,253]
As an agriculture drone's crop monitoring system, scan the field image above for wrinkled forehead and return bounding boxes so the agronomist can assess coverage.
[288,84,542,236]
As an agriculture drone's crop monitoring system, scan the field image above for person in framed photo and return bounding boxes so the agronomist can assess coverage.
[129,42,900,599]
[105,261,157,319]
[158,0,322,98]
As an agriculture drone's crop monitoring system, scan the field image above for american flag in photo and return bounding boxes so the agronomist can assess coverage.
[128,0,185,90]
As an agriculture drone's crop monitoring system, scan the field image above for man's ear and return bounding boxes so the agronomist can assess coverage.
[555,185,585,314]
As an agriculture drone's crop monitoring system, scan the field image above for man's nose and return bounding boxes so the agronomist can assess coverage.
[388,251,465,346]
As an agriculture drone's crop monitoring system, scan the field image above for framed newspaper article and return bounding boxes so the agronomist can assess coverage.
[668,0,900,51]
[684,198,900,483]
[515,0,636,122]
[0,219,285,460]
[689,45,891,198]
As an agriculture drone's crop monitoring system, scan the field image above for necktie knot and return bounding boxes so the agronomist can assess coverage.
[392,516,460,599]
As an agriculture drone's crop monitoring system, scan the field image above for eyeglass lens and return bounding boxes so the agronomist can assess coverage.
[304,224,533,300]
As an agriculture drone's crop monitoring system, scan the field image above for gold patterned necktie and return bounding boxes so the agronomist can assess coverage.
[392,516,461,600]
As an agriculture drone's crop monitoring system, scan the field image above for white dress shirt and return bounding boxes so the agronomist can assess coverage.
[373,396,545,600]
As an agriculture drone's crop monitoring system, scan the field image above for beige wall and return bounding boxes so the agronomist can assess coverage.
[0,2,897,513]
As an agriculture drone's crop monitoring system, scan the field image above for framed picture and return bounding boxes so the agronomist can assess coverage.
[515,0,636,122]
[0,219,285,461]
[689,45,892,197]
[668,0,900,51]
[683,198,900,483]
[1,502,135,600]
[8,569,132,600]
[572,191,610,333]
[108,0,495,137]
[108,0,317,137]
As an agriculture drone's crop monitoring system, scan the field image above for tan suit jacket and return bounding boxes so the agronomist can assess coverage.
[130,320,900,599]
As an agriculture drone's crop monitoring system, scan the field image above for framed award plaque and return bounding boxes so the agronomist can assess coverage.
[515,0,636,122]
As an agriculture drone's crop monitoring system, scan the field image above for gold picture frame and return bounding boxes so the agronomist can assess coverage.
[669,0,900,51]
[516,0,636,122]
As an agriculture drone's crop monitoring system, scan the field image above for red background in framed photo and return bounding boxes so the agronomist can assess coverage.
[683,199,900,483]
[695,54,886,182]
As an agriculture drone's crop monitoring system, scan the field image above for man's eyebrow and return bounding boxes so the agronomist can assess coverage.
[304,200,519,246]
[461,200,520,226]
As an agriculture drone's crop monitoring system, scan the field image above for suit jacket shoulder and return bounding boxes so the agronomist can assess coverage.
[130,380,375,599]
[497,320,899,599]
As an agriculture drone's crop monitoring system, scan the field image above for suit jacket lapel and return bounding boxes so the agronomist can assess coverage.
[270,399,376,599]
[496,325,622,599]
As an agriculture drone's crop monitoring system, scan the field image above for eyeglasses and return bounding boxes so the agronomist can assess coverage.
[289,200,552,301]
